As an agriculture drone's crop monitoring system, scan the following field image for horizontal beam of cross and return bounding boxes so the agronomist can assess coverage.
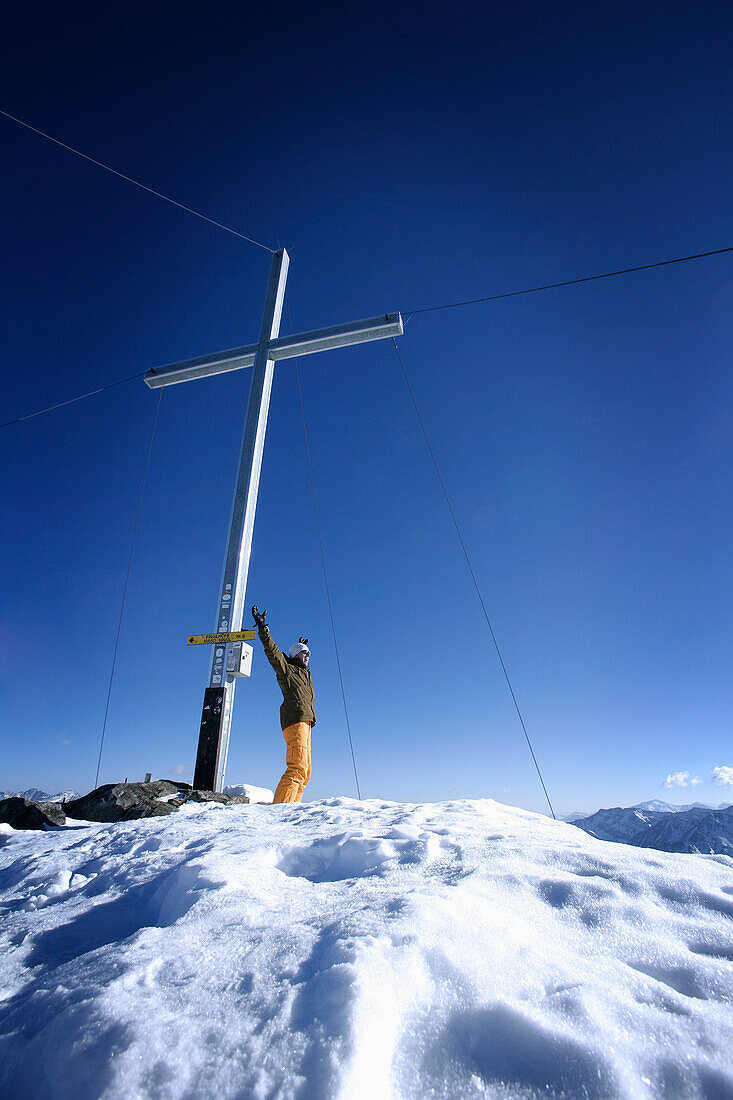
[144,312,403,389]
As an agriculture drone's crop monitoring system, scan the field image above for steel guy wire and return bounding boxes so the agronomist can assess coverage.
[1,371,147,430]
[391,337,556,819]
[286,294,363,800]
[404,245,733,317]
[0,107,275,253]
[94,388,163,789]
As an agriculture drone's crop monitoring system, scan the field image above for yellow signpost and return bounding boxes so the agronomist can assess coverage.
[187,630,256,646]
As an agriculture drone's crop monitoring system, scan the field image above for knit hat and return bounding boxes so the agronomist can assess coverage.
[289,642,310,659]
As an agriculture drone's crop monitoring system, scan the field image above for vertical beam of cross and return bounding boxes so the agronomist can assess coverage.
[193,249,289,790]
[146,251,402,791]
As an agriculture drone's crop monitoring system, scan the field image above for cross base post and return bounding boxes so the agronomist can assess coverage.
[193,686,227,790]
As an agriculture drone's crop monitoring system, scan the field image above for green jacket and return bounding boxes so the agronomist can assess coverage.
[258,625,316,730]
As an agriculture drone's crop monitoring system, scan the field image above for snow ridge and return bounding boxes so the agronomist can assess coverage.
[1,797,732,1098]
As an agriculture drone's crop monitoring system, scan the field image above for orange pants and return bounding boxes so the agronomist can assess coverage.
[272,722,312,803]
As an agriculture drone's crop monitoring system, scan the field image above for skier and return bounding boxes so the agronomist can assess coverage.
[252,605,315,804]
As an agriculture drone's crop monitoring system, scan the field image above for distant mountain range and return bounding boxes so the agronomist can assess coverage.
[635,799,731,813]
[0,787,79,804]
[572,801,733,855]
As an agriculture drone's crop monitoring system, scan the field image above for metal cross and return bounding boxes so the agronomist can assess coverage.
[144,249,403,790]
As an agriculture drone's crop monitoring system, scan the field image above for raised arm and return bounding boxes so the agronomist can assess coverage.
[258,624,287,675]
[252,606,287,675]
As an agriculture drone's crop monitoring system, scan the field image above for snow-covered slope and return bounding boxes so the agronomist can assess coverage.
[1,798,732,1098]
[574,804,733,854]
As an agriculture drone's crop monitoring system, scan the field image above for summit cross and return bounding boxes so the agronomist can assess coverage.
[144,249,403,790]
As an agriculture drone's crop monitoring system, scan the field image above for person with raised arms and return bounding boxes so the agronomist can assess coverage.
[252,605,316,804]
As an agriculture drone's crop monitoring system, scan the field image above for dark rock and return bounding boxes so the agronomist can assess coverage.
[183,790,250,805]
[0,797,66,830]
[63,781,249,823]
[64,781,190,822]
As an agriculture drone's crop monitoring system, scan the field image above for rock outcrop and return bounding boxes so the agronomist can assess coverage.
[64,781,252,823]
[64,781,188,822]
[1,781,255,830]
[0,797,67,830]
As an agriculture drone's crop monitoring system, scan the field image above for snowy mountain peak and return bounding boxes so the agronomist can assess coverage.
[0,788,79,803]
[635,799,729,813]
[636,799,685,812]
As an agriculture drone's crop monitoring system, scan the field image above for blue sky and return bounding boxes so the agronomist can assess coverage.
[2,2,732,814]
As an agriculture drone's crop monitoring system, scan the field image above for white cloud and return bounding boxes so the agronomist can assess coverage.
[711,765,733,787]
[690,776,702,786]
[60,738,71,747]
[664,772,690,788]
[171,764,188,777]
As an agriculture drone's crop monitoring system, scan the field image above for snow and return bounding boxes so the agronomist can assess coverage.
[224,782,274,803]
[1,798,732,1099]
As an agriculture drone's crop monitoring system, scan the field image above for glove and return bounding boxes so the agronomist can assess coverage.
[252,605,268,628]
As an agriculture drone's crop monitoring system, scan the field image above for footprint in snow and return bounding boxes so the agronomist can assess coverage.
[277,830,461,883]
